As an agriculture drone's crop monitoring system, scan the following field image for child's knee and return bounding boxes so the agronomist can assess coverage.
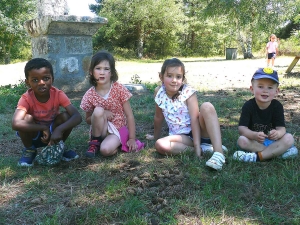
[61,111,70,120]
[281,133,294,147]
[200,102,216,115]
[55,112,70,124]
[92,107,106,118]
[100,146,117,156]
[155,139,167,154]
[237,136,249,149]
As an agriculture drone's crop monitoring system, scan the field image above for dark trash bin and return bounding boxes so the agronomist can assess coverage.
[226,48,237,60]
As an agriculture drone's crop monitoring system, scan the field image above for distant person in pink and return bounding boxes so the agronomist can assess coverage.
[266,34,279,68]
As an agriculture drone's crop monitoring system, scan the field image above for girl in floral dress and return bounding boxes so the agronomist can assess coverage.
[80,51,142,157]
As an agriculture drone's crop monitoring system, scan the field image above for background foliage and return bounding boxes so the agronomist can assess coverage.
[0,0,35,64]
[90,0,300,59]
[0,0,299,63]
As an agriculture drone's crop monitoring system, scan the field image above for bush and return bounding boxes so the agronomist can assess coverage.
[278,32,300,56]
[0,80,27,113]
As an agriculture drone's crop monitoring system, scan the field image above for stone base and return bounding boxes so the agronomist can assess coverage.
[123,84,148,94]
[24,15,108,37]
[24,15,108,92]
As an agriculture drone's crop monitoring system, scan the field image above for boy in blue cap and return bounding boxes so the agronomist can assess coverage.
[233,68,298,162]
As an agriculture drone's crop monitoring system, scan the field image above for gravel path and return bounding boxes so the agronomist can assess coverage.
[0,57,295,90]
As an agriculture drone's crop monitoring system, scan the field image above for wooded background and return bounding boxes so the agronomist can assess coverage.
[1,0,299,64]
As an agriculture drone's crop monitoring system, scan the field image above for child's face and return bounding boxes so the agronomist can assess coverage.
[161,66,184,97]
[250,78,279,106]
[25,67,53,98]
[270,36,276,42]
[92,60,111,85]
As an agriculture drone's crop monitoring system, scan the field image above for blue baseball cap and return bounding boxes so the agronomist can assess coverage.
[252,68,279,83]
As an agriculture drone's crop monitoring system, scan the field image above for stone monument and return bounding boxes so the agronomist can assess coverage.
[24,0,108,92]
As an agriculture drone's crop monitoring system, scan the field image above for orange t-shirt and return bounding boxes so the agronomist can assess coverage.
[17,86,71,126]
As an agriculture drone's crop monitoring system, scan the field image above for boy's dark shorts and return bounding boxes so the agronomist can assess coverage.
[16,122,54,148]
[268,52,276,59]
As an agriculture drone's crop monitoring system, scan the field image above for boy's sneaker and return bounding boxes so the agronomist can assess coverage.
[85,140,100,158]
[233,150,257,162]
[280,146,298,159]
[201,143,228,154]
[62,150,79,161]
[18,147,37,167]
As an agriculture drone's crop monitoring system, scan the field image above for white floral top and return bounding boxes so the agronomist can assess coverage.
[155,85,196,135]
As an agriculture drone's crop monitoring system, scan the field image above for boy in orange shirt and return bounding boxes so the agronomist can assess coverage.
[12,58,82,166]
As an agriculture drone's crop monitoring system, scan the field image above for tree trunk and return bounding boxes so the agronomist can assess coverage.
[137,37,143,59]
[136,22,144,59]
[191,30,195,49]
[4,54,10,64]
[244,34,254,59]
[237,32,247,58]
[3,46,10,64]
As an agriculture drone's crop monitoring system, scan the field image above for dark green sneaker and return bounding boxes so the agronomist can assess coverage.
[18,147,37,167]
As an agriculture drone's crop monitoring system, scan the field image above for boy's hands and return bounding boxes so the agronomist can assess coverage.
[48,127,64,145]
[41,128,51,144]
[268,129,279,140]
[255,131,268,144]
[254,130,279,144]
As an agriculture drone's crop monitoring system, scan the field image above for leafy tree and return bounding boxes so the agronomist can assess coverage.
[90,0,185,58]
[277,1,300,39]
[180,0,231,56]
[204,0,297,58]
[0,0,36,64]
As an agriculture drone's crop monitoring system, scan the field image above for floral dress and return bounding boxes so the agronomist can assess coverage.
[80,82,132,130]
[155,84,196,135]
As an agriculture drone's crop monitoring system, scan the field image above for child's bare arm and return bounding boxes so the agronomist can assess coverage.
[268,127,286,140]
[238,126,267,144]
[187,94,201,156]
[123,100,137,151]
[59,104,82,130]
[85,111,92,125]
[153,104,164,140]
[51,104,82,143]
[12,109,48,132]
[146,86,163,140]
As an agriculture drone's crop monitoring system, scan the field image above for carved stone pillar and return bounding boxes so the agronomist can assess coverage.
[24,0,107,92]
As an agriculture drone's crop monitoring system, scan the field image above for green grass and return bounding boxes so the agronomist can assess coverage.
[0,72,300,224]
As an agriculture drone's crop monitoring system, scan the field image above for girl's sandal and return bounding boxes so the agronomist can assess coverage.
[205,152,225,170]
